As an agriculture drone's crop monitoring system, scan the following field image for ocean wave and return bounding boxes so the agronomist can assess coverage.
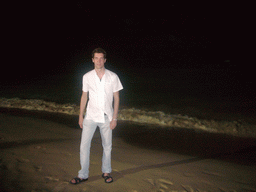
[1,97,255,138]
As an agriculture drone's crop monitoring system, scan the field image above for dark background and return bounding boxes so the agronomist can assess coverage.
[1,2,255,119]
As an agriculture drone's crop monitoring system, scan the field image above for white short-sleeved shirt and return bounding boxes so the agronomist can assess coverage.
[82,69,123,123]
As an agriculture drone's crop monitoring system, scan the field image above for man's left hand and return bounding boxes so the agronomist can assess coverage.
[110,120,117,130]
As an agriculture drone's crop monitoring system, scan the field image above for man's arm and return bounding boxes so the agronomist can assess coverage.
[110,91,120,130]
[79,91,88,129]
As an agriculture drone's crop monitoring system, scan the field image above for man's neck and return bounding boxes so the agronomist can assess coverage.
[95,67,105,73]
[95,67,105,79]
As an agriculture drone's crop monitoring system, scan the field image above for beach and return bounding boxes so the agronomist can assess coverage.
[1,108,256,192]
[2,2,255,191]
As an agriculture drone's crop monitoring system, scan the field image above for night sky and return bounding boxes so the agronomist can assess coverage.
[2,2,253,87]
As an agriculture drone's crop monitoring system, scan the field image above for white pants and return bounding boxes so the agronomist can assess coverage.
[78,115,112,179]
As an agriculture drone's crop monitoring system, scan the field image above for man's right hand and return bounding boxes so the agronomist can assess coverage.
[79,116,84,129]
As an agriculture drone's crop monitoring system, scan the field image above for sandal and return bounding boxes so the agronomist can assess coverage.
[70,177,88,185]
[102,173,113,183]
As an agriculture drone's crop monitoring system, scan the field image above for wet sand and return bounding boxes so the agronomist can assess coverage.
[1,108,256,191]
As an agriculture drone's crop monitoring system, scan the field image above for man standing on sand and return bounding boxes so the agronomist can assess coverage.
[70,48,123,184]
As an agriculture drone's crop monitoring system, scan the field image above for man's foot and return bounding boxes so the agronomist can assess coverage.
[70,177,88,185]
[102,173,113,183]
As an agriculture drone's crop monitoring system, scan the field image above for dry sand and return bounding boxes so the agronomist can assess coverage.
[1,108,256,192]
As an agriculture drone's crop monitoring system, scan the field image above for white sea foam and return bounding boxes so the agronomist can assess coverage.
[1,97,255,138]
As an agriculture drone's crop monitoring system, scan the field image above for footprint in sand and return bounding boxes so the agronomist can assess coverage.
[183,172,196,177]
[45,176,59,182]
[52,182,69,192]
[181,184,195,192]
[16,158,30,163]
[33,165,42,172]
[145,178,174,191]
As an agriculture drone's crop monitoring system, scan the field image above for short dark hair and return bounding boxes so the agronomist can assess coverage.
[92,48,107,58]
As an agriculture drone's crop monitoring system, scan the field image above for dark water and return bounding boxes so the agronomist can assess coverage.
[1,64,255,121]
[121,67,255,120]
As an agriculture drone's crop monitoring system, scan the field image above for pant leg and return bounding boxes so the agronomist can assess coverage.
[98,115,112,174]
[78,119,97,179]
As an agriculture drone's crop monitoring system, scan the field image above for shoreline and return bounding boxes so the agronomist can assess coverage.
[1,97,256,138]
[1,108,256,191]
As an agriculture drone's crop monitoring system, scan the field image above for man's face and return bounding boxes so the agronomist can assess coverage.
[92,53,106,70]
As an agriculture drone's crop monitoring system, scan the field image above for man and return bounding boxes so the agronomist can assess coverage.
[70,48,123,184]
